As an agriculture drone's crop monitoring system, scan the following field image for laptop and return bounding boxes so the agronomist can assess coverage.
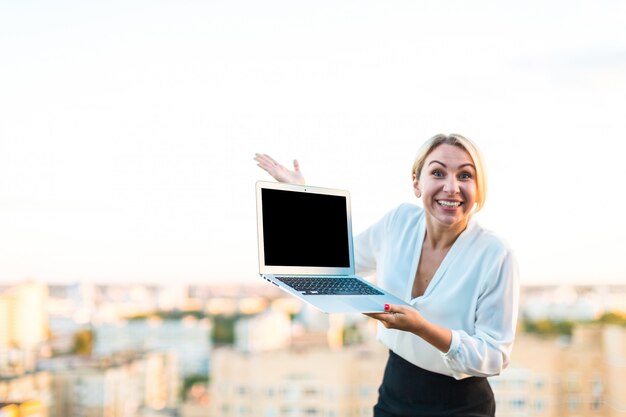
[255,180,410,313]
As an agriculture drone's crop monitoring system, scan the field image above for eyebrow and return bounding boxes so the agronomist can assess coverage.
[428,160,476,170]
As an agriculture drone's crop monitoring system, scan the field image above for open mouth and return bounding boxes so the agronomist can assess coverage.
[437,200,463,207]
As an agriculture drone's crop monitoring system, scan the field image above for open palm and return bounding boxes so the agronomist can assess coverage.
[254,153,305,185]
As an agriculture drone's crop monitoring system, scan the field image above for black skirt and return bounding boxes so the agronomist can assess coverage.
[374,350,495,417]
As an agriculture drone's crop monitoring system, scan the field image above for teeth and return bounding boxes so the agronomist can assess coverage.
[438,200,461,207]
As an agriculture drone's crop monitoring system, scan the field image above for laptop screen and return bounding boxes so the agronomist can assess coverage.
[261,188,350,268]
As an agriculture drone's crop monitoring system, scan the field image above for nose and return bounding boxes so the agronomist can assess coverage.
[443,176,460,194]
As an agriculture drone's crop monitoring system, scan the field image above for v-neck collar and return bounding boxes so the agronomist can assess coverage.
[407,216,476,302]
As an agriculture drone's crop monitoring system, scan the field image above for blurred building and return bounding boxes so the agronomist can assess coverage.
[0,403,17,417]
[48,283,162,325]
[0,400,45,417]
[209,342,387,417]
[491,324,626,417]
[604,325,626,416]
[63,282,97,324]
[520,285,626,321]
[156,285,188,311]
[44,351,178,417]
[234,310,292,352]
[94,316,211,377]
[0,282,48,351]
[179,402,209,417]
[0,282,49,413]
[0,372,51,417]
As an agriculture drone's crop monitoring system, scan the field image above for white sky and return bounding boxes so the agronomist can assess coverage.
[1,0,625,286]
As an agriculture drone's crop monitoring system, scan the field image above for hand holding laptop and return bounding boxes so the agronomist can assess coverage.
[365,303,419,332]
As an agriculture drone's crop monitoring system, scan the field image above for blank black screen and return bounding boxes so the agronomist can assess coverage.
[261,188,350,267]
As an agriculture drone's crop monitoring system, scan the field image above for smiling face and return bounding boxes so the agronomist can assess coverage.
[413,144,477,232]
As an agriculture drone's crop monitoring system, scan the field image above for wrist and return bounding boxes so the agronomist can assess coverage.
[410,313,427,336]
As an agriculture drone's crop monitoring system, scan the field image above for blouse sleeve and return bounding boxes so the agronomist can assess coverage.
[353,207,399,277]
[441,249,520,379]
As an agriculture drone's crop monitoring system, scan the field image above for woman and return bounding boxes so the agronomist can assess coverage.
[254,133,519,417]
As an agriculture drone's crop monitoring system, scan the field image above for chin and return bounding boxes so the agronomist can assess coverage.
[434,213,470,227]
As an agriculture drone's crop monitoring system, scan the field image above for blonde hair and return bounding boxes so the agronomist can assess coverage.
[411,133,487,212]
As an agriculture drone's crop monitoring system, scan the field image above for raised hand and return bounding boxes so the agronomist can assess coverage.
[254,153,305,185]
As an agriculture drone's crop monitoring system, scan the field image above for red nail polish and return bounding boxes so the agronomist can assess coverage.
[384,304,390,312]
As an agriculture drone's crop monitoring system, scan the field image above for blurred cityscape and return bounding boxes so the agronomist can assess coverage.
[1,280,626,417]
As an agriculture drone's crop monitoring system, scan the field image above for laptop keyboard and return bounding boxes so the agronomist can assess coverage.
[276,277,383,295]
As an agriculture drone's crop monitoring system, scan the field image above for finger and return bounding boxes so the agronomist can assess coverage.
[255,155,280,170]
[254,153,274,165]
[375,314,394,328]
[263,154,279,166]
[254,154,271,167]
[256,163,272,173]
[293,159,300,172]
[255,159,273,170]
[385,303,406,315]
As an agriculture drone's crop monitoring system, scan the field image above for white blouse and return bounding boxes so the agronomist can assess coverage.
[355,203,519,380]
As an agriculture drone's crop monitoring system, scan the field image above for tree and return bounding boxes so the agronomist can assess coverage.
[72,329,93,355]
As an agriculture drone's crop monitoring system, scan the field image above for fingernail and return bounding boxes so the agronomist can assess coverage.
[384,304,390,312]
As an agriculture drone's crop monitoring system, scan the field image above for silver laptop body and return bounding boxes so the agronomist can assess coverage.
[255,181,409,313]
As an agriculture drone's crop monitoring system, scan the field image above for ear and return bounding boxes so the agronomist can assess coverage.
[412,173,421,198]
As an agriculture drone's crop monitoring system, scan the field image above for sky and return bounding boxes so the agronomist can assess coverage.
[1,0,625,286]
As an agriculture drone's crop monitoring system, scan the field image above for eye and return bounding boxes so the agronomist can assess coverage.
[432,169,444,177]
[459,172,473,180]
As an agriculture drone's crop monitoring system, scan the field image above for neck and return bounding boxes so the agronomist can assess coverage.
[424,217,469,250]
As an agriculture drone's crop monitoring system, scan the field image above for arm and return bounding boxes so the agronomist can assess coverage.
[442,251,519,378]
[367,250,519,379]
[353,206,400,278]
[366,305,452,352]
[254,153,305,185]
[353,225,379,278]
